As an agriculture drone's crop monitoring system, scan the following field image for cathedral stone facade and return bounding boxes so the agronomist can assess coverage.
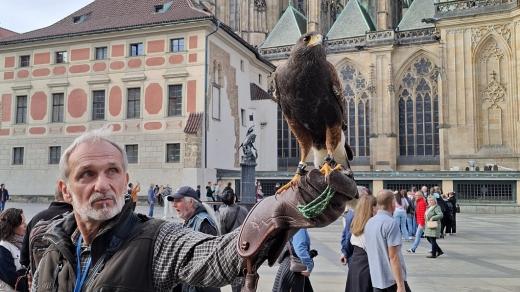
[215,0,520,206]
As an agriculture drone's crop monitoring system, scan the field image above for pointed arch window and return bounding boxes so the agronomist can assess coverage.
[340,63,370,157]
[398,57,439,157]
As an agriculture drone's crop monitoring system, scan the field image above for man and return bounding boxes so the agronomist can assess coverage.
[218,189,248,236]
[420,186,429,198]
[365,190,411,292]
[206,181,216,202]
[30,127,357,292]
[20,187,73,272]
[168,186,220,292]
[0,183,9,211]
[147,183,155,217]
[169,186,219,236]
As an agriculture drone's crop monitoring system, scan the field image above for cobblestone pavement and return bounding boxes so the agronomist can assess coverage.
[8,202,520,292]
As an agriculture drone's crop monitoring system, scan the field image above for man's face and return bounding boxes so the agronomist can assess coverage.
[172,197,195,221]
[421,186,428,193]
[60,140,128,223]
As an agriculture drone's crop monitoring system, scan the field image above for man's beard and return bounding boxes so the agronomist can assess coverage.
[70,190,125,222]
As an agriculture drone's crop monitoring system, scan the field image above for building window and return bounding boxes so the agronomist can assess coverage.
[240,60,244,72]
[16,95,27,124]
[95,47,108,60]
[170,38,185,52]
[92,90,105,120]
[73,13,91,24]
[168,85,183,116]
[51,93,64,123]
[12,147,24,165]
[258,74,262,85]
[127,88,141,119]
[49,146,61,164]
[166,143,180,163]
[212,85,220,120]
[129,43,144,56]
[277,107,300,170]
[19,55,30,67]
[398,57,439,157]
[339,63,370,157]
[241,109,247,126]
[55,51,68,63]
[125,144,138,164]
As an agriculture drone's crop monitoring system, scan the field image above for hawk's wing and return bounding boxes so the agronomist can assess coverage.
[327,61,345,119]
[270,64,287,104]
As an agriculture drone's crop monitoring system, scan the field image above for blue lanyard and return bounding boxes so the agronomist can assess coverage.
[74,235,92,292]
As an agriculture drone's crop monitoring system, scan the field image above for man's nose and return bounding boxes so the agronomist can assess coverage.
[94,174,111,193]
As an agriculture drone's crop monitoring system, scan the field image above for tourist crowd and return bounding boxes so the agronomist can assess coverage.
[0,129,461,292]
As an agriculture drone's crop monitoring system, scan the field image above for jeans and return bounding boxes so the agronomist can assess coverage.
[0,201,5,211]
[148,202,155,217]
[393,210,409,238]
[410,226,424,251]
[406,213,417,235]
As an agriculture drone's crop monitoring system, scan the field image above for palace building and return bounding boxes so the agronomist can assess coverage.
[0,0,275,197]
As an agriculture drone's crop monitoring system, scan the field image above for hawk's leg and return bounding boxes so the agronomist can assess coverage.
[276,119,313,194]
[276,162,307,194]
[320,126,342,177]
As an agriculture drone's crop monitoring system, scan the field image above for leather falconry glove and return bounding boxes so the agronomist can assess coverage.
[237,167,358,292]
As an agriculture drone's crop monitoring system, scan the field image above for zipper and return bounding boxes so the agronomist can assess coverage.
[52,261,63,292]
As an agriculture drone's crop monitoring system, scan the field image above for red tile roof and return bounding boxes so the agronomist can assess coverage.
[0,27,18,39]
[250,83,272,100]
[0,0,210,44]
[184,112,203,134]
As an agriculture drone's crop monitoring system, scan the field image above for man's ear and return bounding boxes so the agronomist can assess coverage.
[59,180,72,203]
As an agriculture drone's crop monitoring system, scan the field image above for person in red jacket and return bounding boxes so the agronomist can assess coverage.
[407,191,427,253]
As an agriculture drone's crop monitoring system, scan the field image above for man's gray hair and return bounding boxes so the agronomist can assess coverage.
[184,196,221,235]
[59,125,128,182]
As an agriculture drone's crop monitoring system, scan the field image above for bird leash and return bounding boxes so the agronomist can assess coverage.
[297,185,336,219]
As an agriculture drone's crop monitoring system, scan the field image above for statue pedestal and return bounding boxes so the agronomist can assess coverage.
[240,157,257,209]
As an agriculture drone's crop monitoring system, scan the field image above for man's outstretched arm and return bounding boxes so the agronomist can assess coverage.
[152,223,243,291]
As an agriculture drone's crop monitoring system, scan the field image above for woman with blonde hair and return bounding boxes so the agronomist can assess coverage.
[344,194,377,292]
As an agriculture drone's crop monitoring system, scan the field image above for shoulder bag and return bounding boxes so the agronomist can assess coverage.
[426,220,438,229]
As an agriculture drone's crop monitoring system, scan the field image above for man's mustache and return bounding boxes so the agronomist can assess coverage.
[89,192,116,205]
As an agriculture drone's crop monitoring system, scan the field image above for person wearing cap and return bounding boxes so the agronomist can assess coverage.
[168,186,220,237]
[168,186,221,292]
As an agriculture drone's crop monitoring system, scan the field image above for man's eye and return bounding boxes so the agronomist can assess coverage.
[80,171,94,178]
[108,167,119,174]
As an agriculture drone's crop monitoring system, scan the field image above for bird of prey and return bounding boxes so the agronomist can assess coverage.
[272,31,353,193]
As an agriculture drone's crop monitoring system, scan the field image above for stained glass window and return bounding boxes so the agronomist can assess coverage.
[398,57,439,157]
[339,63,370,157]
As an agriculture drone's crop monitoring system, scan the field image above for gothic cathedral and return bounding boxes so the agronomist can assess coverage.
[205,0,520,172]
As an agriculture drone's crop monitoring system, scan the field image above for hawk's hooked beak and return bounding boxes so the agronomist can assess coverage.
[307,34,323,47]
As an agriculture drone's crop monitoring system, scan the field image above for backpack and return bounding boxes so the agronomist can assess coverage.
[28,213,69,275]
[404,196,414,214]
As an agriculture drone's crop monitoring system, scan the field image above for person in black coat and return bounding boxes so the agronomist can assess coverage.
[447,192,458,234]
[20,188,73,271]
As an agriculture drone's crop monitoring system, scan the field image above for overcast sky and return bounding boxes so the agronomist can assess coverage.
[0,0,95,33]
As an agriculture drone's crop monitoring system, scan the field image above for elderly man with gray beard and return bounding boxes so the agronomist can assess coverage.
[30,126,358,292]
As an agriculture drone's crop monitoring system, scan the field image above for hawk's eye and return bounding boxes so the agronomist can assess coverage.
[303,36,310,42]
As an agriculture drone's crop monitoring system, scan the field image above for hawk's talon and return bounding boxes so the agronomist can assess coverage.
[276,173,301,194]
[319,162,333,177]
